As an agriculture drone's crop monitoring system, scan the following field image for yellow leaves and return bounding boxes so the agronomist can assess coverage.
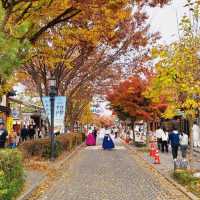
[147,36,200,119]
[0,77,16,97]
[182,98,198,110]
[162,104,177,119]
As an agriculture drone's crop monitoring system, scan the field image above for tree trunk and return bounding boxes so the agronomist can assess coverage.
[188,116,194,168]
[146,121,150,146]
[131,119,135,144]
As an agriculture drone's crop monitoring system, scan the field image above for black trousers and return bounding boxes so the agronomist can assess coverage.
[157,138,162,150]
[21,136,27,142]
[171,145,179,159]
[161,141,168,152]
[0,141,5,148]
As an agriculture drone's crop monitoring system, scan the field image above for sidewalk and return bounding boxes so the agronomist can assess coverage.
[18,170,46,200]
[125,144,200,200]
[129,145,200,181]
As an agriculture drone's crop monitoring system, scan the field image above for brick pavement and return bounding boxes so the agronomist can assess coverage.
[35,138,190,200]
[134,145,200,178]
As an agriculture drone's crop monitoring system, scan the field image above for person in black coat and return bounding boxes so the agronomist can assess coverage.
[29,125,35,140]
[21,125,28,142]
[0,122,8,148]
[92,127,98,142]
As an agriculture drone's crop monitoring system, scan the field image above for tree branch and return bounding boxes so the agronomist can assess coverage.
[30,7,81,43]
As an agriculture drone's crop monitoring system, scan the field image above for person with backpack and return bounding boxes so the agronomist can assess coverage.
[169,125,180,161]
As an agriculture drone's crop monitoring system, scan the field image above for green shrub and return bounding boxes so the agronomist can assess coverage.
[42,140,63,158]
[173,170,198,186]
[0,149,24,200]
[173,170,200,197]
[20,133,84,159]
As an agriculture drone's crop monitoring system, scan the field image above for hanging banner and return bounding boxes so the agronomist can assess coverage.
[6,117,13,135]
[42,96,51,122]
[42,96,67,133]
[54,96,67,133]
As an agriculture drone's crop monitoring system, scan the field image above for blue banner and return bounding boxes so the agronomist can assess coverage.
[42,96,67,133]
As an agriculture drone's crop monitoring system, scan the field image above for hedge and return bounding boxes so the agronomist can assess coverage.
[20,132,85,159]
[0,149,24,200]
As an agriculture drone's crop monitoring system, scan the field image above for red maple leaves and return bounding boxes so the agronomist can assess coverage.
[107,76,167,121]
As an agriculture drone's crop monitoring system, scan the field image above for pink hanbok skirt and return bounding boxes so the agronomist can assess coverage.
[86,133,96,146]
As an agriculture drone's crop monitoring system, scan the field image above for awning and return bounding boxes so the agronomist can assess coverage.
[8,97,42,110]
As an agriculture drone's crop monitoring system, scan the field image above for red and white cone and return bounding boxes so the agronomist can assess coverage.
[154,149,160,164]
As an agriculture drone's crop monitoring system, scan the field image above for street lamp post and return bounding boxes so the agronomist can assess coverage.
[49,76,57,161]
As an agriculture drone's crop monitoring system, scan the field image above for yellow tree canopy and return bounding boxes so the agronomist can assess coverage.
[146,38,200,118]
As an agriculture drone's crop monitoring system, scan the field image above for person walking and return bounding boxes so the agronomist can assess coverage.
[114,127,118,139]
[8,131,17,148]
[21,125,28,142]
[161,128,169,153]
[102,133,115,150]
[179,132,189,160]
[29,125,35,140]
[169,126,180,161]
[0,122,8,148]
[192,122,200,147]
[155,126,164,150]
[92,127,98,142]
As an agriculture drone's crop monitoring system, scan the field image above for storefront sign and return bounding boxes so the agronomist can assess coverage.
[134,121,147,143]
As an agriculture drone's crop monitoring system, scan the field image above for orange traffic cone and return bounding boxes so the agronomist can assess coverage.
[154,149,160,164]
[149,143,156,158]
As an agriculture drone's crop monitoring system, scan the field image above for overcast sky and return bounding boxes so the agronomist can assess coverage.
[148,0,188,43]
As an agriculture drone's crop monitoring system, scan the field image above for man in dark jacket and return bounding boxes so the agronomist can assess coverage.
[0,122,8,148]
[29,125,35,140]
[92,127,97,142]
[21,125,28,142]
[169,125,180,161]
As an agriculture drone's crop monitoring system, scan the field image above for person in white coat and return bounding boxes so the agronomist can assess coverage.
[192,122,200,147]
[179,132,189,160]
[161,128,169,153]
[155,126,164,150]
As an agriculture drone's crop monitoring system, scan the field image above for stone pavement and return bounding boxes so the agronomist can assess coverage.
[36,138,190,200]
[134,145,200,178]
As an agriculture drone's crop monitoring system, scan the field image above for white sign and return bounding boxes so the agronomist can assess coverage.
[42,96,67,133]
[134,121,147,143]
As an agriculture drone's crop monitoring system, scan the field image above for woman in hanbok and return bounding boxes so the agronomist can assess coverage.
[102,131,115,150]
[86,132,96,146]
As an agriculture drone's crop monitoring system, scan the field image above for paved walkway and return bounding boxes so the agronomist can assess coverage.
[37,138,190,200]
[135,145,200,178]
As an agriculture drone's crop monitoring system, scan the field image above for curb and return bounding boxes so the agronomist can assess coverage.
[17,174,47,200]
[124,143,199,200]
[17,143,85,200]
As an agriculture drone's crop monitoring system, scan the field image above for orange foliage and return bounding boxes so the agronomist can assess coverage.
[107,76,167,121]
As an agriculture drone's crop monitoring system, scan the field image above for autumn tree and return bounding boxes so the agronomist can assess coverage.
[146,2,200,163]
[18,0,170,126]
[107,76,167,126]
[0,0,81,96]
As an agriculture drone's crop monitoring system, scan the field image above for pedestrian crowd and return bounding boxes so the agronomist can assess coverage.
[155,125,189,162]
[0,122,47,149]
